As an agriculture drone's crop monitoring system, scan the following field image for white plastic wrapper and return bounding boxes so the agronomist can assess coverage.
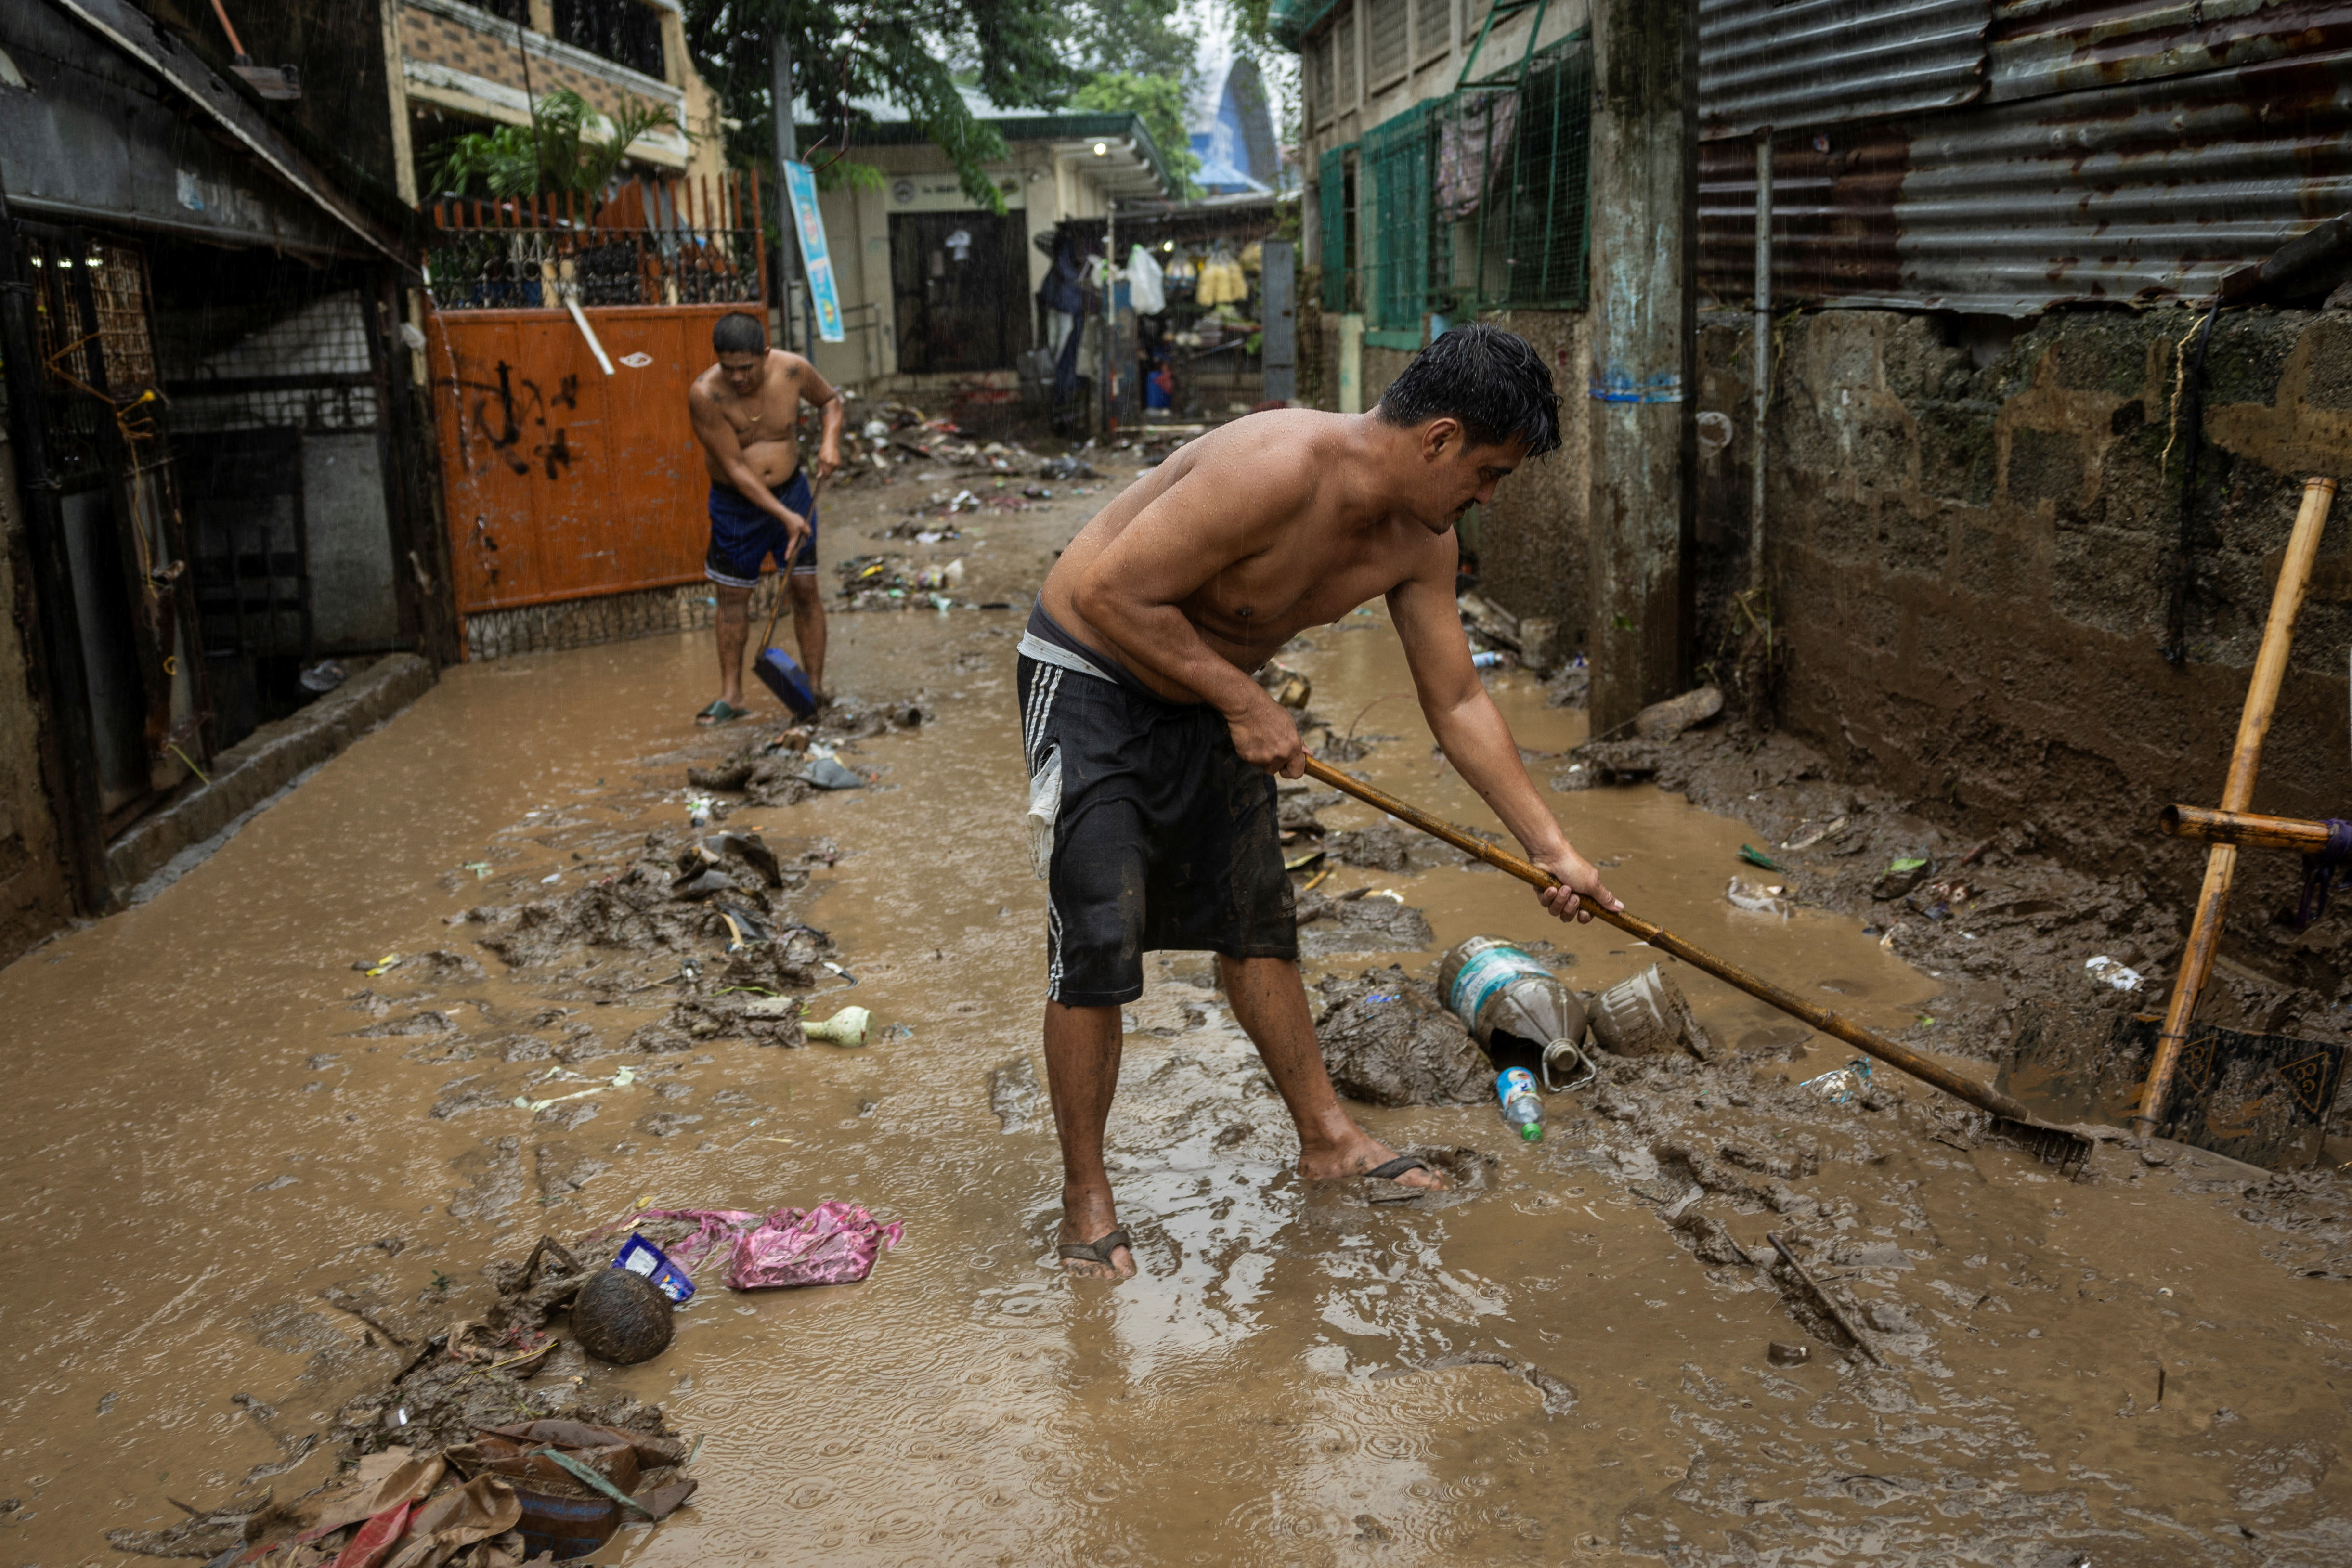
[1026,746,1062,880]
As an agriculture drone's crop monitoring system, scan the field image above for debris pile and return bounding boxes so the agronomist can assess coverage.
[1313,966,1492,1107]
[108,1234,698,1565]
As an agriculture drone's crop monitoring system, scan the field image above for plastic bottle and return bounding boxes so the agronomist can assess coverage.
[1440,936,1589,1060]
[1497,1066,1545,1141]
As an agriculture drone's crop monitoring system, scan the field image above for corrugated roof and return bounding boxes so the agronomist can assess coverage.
[1699,42,2352,313]
[1698,0,1991,139]
[1987,0,2352,103]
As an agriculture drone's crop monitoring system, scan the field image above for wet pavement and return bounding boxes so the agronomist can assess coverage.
[4,465,2351,1564]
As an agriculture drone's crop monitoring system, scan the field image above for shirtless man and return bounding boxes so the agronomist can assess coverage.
[1019,324,1623,1280]
[688,311,843,723]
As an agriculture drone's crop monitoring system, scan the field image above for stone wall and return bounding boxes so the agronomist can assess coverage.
[1475,310,1588,639]
[1699,304,2352,976]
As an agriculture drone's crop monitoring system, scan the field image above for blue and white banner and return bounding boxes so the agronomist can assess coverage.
[782,159,845,344]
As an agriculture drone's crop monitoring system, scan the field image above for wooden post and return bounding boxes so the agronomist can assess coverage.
[2135,475,2339,1135]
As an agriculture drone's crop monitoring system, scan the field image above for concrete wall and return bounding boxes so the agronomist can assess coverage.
[0,423,74,959]
[305,433,402,650]
[1473,309,1588,638]
[1700,304,2352,969]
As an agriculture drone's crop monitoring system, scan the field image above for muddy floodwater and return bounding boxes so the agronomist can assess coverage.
[5,472,2351,1565]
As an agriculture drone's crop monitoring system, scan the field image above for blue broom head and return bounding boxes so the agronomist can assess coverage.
[754,643,819,716]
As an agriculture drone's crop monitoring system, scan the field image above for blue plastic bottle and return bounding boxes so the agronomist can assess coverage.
[1497,1066,1545,1142]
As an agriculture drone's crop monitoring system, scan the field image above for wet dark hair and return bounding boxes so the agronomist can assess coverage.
[1375,323,1559,456]
[712,311,767,355]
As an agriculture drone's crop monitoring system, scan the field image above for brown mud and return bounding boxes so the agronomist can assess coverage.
[1,459,2349,1564]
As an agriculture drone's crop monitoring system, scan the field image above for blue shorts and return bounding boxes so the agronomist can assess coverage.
[705,469,816,587]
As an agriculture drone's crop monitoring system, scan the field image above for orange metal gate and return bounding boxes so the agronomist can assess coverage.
[427,304,737,623]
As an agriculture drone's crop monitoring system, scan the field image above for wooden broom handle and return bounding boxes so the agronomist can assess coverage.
[1298,756,2042,1123]
[2136,475,2338,1134]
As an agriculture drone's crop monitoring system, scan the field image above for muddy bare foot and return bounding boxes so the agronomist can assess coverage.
[1056,1186,1136,1280]
[1298,1134,1447,1191]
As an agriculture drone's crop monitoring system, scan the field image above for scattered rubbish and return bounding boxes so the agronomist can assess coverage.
[1256,660,1312,708]
[686,795,715,828]
[364,952,402,977]
[1767,1340,1810,1367]
[613,1233,695,1303]
[1438,936,1589,1070]
[1470,650,1507,669]
[1780,816,1846,851]
[1496,1066,1546,1141]
[1588,965,1715,1060]
[801,1005,871,1047]
[1724,877,1793,918]
[299,659,348,694]
[1765,1232,1881,1364]
[1283,849,1326,873]
[2085,955,2144,992]
[624,1202,904,1289]
[464,861,493,879]
[571,1266,676,1365]
[1632,685,1724,742]
[1737,843,1781,871]
[540,871,563,885]
[801,756,866,790]
[1871,856,1932,900]
[1541,1038,1598,1093]
[1799,1058,1872,1105]
[821,959,858,985]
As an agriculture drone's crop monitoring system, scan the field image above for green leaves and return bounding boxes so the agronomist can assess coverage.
[426,88,689,199]
[1074,70,1204,197]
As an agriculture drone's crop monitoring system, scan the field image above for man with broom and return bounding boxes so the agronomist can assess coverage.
[689,311,842,723]
[1021,324,1621,1280]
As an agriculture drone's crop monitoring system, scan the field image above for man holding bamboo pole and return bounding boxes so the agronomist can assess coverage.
[1018,325,1621,1280]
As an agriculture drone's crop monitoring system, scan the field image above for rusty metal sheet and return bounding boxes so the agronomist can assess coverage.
[431,306,729,619]
[1700,45,2352,314]
[1988,0,2352,103]
[1699,0,1991,139]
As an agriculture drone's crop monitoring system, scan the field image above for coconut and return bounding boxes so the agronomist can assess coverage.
[570,1267,674,1365]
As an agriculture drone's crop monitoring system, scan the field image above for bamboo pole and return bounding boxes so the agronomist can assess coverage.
[2135,475,2339,1135]
[1299,756,2092,1167]
[2159,804,2341,855]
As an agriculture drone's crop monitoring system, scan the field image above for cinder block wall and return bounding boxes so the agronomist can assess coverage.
[1700,305,2352,976]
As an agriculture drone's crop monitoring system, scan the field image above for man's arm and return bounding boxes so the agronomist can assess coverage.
[1389,554,1621,923]
[687,384,807,555]
[1068,464,1314,776]
[795,355,845,481]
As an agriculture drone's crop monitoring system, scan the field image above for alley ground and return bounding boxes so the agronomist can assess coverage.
[5,460,2352,1565]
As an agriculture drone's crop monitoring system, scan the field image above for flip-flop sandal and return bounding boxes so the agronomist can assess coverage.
[695,699,752,726]
[1361,1155,1441,1204]
[1056,1227,1132,1273]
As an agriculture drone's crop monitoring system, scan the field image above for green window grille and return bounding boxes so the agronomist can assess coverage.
[1361,102,1433,332]
[1316,31,1592,338]
[1435,36,1593,312]
[1319,145,1350,313]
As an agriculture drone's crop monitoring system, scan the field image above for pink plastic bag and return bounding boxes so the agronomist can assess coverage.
[619,1202,902,1290]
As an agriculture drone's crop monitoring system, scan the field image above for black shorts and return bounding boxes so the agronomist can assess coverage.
[1018,654,1296,1006]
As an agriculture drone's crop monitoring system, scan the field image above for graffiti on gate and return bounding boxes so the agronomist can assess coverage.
[450,361,580,480]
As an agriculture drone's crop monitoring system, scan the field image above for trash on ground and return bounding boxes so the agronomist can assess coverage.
[2085,954,2144,992]
[299,659,349,693]
[1439,936,1589,1065]
[1871,856,1932,900]
[1724,877,1793,918]
[1767,1340,1810,1367]
[1496,1066,1545,1141]
[1256,659,1312,708]
[1589,965,1715,1060]
[801,756,866,790]
[1737,843,1782,871]
[1632,685,1724,741]
[623,1202,904,1289]
[1799,1058,1872,1105]
[612,1233,695,1303]
[570,1266,675,1365]
[801,1005,871,1047]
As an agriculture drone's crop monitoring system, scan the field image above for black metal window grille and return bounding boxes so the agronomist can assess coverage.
[423,174,766,311]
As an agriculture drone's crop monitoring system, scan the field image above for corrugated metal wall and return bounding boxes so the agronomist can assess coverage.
[1697,0,2352,313]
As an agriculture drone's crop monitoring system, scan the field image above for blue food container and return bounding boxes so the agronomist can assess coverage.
[612,1233,695,1303]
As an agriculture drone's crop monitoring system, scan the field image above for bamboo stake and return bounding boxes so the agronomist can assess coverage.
[1298,757,2095,1169]
[2159,804,2340,855]
[2135,475,2338,1135]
